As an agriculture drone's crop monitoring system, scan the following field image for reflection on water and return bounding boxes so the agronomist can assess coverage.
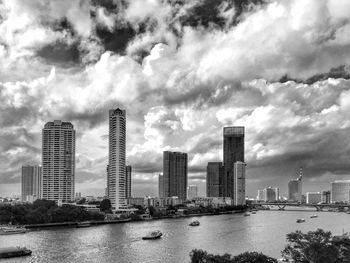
[1,210,349,263]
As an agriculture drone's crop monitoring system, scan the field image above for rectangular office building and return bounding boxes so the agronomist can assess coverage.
[163,151,188,200]
[22,165,42,202]
[206,162,223,197]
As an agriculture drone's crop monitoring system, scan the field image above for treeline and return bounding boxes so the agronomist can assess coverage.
[0,199,104,225]
[190,229,350,263]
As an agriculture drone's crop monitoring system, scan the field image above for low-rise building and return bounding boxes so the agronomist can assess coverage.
[306,192,322,204]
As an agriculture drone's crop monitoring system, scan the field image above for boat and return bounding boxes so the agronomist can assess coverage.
[310,214,318,218]
[244,213,250,217]
[0,226,27,235]
[296,218,305,223]
[252,211,257,214]
[0,247,32,259]
[76,222,92,228]
[142,230,163,240]
[189,220,200,226]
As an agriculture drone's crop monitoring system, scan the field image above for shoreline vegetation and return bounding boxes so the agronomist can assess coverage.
[0,199,247,228]
[190,229,350,263]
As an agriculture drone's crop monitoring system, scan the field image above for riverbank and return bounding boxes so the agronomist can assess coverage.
[23,210,245,229]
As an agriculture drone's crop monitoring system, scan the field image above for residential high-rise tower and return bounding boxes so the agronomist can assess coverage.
[42,120,75,202]
[206,162,223,197]
[125,165,132,199]
[108,108,127,210]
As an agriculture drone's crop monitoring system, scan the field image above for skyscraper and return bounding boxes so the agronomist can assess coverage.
[223,126,244,198]
[21,165,42,202]
[288,170,302,202]
[125,165,132,199]
[42,120,75,202]
[108,108,127,210]
[158,174,164,198]
[206,162,223,197]
[233,161,246,205]
[262,187,279,202]
[163,151,188,200]
[331,180,350,203]
[187,185,198,199]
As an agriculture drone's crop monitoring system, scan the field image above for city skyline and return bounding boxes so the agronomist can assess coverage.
[2,0,350,198]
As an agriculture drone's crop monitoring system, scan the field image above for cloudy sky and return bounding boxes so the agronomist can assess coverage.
[1,0,350,198]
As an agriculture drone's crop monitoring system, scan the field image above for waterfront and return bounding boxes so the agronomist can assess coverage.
[1,210,349,263]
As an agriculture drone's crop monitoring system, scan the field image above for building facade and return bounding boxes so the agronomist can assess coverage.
[322,190,331,204]
[223,127,244,198]
[306,192,322,204]
[42,120,75,202]
[187,185,198,199]
[163,151,188,200]
[108,108,127,210]
[233,161,246,205]
[257,189,264,201]
[206,162,223,197]
[21,165,42,202]
[125,165,132,199]
[331,180,350,203]
[262,187,279,202]
[158,174,164,198]
[288,175,302,202]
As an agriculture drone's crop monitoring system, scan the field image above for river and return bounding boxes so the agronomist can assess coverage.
[1,210,349,263]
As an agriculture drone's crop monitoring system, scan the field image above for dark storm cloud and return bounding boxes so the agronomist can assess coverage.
[279,65,350,85]
[37,41,81,64]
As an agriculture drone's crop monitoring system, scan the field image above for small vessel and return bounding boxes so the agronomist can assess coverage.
[189,220,200,226]
[310,214,318,218]
[296,218,305,223]
[244,213,250,217]
[76,222,92,228]
[142,230,163,240]
[0,226,27,235]
[252,211,257,214]
[0,247,32,259]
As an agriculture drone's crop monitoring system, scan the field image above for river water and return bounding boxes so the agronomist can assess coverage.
[1,210,349,263]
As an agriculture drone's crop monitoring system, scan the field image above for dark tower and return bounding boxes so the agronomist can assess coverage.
[223,127,245,197]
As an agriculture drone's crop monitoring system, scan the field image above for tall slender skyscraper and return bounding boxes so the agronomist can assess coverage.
[158,174,164,198]
[163,151,188,200]
[125,165,132,199]
[22,165,42,202]
[233,161,246,205]
[108,108,127,210]
[206,162,223,197]
[42,120,75,202]
[223,126,244,198]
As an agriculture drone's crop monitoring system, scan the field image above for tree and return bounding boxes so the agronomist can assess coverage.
[190,249,277,263]
[282,229,350,263]
[100,199,112,212]
[76,198,86,204]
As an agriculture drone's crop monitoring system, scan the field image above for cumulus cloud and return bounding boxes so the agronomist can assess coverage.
[2,0,350,198]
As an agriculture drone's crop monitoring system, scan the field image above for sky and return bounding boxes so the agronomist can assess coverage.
[1,0,350,198]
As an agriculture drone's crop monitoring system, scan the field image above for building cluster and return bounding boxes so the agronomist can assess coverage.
[205,127,247,206]
[255,167,350,204]
[21,108,246,212]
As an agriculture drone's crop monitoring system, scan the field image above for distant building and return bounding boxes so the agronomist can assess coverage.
[75,192,81,199]
[233,161,246,205]
[262,187,279,202]
[42,120,75,202]
[125,165,132,198]
[206,162,223,197]
[158,174,164,198]
[306,192,322,204]
[187,185,198,199]
[322,190,331,204]
[223,127,244,198]
[288,171,302,202]
[257,189,264,201]
[163,151,188,200]
[21,165,42,202]
[331,180,350,203]
[108,108,127,210]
